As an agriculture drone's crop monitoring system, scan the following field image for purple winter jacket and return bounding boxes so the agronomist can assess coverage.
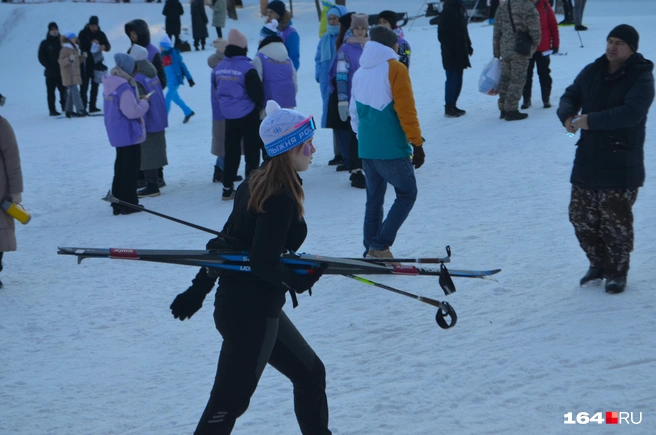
[135,72,168,133]
[102,75,149,147]
[215,56,256,119]
[257,52,296,109]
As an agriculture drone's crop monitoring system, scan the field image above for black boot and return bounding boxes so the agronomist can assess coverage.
[213,166,223,183]
[605,276,627,294]
[50,110,61,116]
[454,106,466,116]
[137,183,161,198]
[499,110,506,119]
[328,155,343,166]
[183,111,195,124]
[349,169,366,189]
[157,167,166,188]
[580,267,604,286]
[521,100,531,110]
[444,104,462,118]
[504,110,529,121]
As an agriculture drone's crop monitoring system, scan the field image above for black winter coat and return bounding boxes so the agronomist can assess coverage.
[78,25,111,77]
[162,0,184,37]
[38,33,63,78]
[191,0,209,39]
[124,19,168,89]
[438,0,473,71]
[558,54,655,189]
[215,177,309,316]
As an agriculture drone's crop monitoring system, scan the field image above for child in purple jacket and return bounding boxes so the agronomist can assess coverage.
[102,53,149,215]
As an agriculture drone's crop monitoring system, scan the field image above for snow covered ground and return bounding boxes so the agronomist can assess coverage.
[1,0,655,433]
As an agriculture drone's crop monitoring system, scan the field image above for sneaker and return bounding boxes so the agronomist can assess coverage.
[336,164,349,172]
[505,110,529,121]
[366,247,394,259]
[328,155,343,166]
[183,111,195,124]
[50,110,61,116]
[213,166,223,183]
[350,169,366,189]
[575,25,588,31]
[543,101,552,109]
[222,187,235,201]
[444,105,463,118]
[137,184,161,198]
[89,106,102,114]
[499,110,506,119]
[580,267,604,286]
[120,204,144,215]
[605,276,626,294]
[521,100,531,110]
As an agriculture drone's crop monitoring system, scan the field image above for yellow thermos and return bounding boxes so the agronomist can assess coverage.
[1,199,31,225]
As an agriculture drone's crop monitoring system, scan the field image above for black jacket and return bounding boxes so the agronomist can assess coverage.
[190,0,209,39]
[162,0,184,37]
[558,54,655,189]
[124,19,167,89]
[438,0,473,71]
[78,25,111,77]
[215,178,309,316]
[38,32,63,78]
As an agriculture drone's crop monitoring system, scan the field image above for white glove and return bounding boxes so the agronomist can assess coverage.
[69,54,75,62]
[338,101,349,122]
[10,193,22,204]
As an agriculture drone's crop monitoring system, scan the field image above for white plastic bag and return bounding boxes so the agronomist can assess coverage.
[479,58,501,96]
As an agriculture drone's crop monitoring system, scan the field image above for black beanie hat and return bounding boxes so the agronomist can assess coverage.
[369,25,398,49]
[608,24,639,52]
[48,22,58,31]
[339,12,355,29]
[267,1,286,19]
[378,10,398,29]
[258,35,284,51]
[89,15,99,26]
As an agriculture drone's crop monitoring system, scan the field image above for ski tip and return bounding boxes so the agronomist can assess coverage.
[102,190,118,203]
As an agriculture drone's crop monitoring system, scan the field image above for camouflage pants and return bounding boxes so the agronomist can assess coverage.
[498,55,530,112]
[569,185,639,277]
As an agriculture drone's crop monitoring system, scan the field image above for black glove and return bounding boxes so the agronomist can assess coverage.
[552,47,559,55]
[170,268,216,320]
[412,145,425,169]
[294,266,326,294]
[188,79,195,88]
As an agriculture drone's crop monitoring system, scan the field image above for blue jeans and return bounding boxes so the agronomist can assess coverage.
[362,157,418,252]
[165,84,193,116]
[445,69,464,106]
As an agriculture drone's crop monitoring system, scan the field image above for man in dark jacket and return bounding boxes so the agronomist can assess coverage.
[78,16,111,113]
[438,0,473,117]
[162,0,184,46]
[125,19,167,90]
[38,22,67,116]
[557,24,654,294]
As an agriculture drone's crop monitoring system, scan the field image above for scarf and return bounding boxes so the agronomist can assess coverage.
[110,65,140,97]
[319,24,340,63]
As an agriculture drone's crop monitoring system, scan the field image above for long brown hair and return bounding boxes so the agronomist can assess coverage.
[247,149,305,219]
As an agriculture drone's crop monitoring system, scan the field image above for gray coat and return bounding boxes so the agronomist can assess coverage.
[212,0,226,28]
[0,116,24,252]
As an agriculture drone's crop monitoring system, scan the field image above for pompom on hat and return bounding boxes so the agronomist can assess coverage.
[260,101,316,157]
[259,19,278,42]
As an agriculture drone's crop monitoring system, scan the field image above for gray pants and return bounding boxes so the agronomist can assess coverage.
[65,85,84,114]
[574,0,587,26]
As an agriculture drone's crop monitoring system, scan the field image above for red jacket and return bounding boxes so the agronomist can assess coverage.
[536,0,559,53]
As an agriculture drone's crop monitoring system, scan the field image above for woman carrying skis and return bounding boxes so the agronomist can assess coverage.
[169,100,331,434]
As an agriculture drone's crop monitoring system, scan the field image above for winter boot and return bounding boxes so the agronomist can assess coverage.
[89,106,101,114]
[504,110,529,121]
[366,247,394,259]
[183,111,195,124]
[120,204,144,215]
[328,155,343,166]
[559,1,575,25]
[213,166,223,183]
[336,164,349,172]
[50,110,61,117]
[78,110,89,117]
[580,267,604,286]
[499,110,506,119]
[454,106,466,116]
[521,100,531,110]
[350,169,366,189]
[222,186,235,201]
[575,25,588,31]
[605,276,627,294]
[137,183,161,198]
[444,104,463,118]
[66,111,82,118]
[157,167,166,188]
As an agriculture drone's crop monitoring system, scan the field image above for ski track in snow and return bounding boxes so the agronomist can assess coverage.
[1,0,655,434]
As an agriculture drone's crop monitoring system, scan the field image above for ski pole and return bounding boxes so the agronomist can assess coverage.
[577,29,584,48]
[102,190,237,241]
[344,274,457,329]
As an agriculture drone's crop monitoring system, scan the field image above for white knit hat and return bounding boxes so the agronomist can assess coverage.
[129,44,149,61]
[260,101,315,157]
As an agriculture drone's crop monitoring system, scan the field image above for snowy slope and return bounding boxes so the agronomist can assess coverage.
[0,0,655,434]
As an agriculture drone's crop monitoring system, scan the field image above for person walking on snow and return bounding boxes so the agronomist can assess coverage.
[349,26,424,259]
[38,22,67,116]
[557,24,654,294]
[169,100,329,435]
[102,53,150,215]
[130,45,169,198]
[522,0,559,109]
[159,35,196,123]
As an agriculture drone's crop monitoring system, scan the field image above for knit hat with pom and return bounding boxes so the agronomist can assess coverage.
[259,19,279,42]
[260,101,315,157]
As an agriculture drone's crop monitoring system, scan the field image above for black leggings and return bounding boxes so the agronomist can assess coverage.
[194,308,331,434]
[223,109,262,188]
[216,27,223,38]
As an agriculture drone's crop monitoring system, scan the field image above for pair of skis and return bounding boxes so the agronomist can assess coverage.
[57,192,502,329]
